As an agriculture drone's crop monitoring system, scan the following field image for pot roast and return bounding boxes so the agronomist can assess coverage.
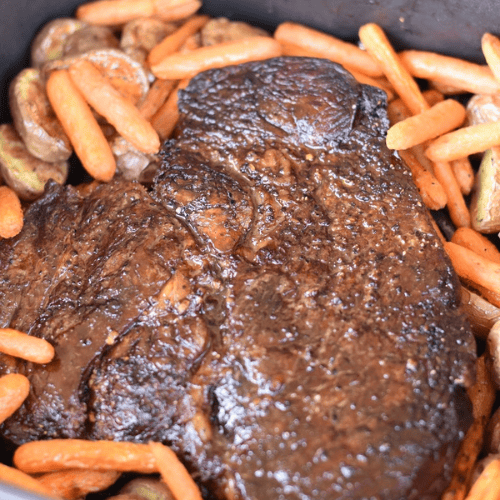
[0,57,475,499]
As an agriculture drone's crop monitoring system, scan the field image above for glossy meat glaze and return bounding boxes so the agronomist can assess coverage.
[0,58,475,499]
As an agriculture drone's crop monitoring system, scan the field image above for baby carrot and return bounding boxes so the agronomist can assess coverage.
[433,161,471,228]
[68,59,160,154]
[148,14,210,67]
[451,227,500,265]
[482,33,500,83]
[426,121,500,162]
[138,78,177,121]
[150,36,282,79]
[358,23,429,115]
[151,78,190,139]
[399,50,500,95]
[0,328,54,364]
[450,157,475,195]
[386,99,466,150]
[14,439,157,474]
[77,0,155,25]
[274,22,383,77]
[149,442,202,500]
[346,69,395,100]
[38,469,121,500]
[77,0,200,25]
[0,463,56,498]
[445,242,500,294]
[0,373,30,424]
[154,0,201,22]
[397,149,447,210]
[0,186,23,239]
[46,69,116,182]
[465,458,500,500]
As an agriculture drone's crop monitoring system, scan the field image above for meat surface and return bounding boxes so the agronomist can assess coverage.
[0,57,475,499]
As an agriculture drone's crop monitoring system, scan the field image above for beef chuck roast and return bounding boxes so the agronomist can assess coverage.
[0,57,475,499]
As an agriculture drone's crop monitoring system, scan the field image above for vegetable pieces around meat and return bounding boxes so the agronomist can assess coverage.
[46,69,116,182]
[0,185,23,238]
[0,373,30,425]
[0,328,54,364]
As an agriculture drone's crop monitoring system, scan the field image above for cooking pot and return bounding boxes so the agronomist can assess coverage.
[0,0,494,498]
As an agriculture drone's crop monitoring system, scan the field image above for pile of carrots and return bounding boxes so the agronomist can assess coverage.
[2,0,500,498]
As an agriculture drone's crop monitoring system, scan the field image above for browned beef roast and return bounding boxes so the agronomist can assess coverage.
[0,57,475,499]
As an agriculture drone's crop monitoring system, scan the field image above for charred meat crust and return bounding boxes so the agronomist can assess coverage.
[0,57,475,499]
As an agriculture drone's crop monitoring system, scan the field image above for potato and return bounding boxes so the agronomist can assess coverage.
[0,124,68,200]
[9,68,72,163]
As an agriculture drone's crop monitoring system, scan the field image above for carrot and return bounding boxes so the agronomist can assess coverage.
[423,89,445,107]
[147,15,210,67]
[444,241,500,294]
[433,161,470,228]
[68,59,160,154]
[465,458,500,500]
[346,69,395,100]
[397,150,447,210]
[399,50,500,95]
[151,78,190,139]
[0,186,23,238]
[386,99,466,150]
[0,373,30,424]
[14,439,157,474]
[154,0,201,22]
[46,70,116,182]
[150,36,283,79]
[451,157,475,195]
[425,121,500,162]
[38,469,121,500]
[274,22,383,77]
[138,78,177,121]
[482,33,500,83]
[0,328,54,364]
[0,463,57,498]
[76,0,200,25]
[451,227,500,265]
[149,442,202,500]
[358,23,429,115]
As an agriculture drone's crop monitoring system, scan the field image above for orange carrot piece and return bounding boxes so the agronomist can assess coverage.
[399,50,500,95]
[423,89,445,107]
[76,0,200,25]
[38,469,121,500]
[77,0,155,25]
[149,442,202,500]
[150,36,282,79]
[0,328,54,364]
[482,33,500,83]
[346,69,395,100]
[358,23,429,115]
[274,22,383,77]
[398,150,447,210]
[0,463,56,498]
[138,78,177,121]
[451,227,500,265]
[451,157,475,195]
[465,458,500,500]
[426,121,500,162]
[0,373,30,425]
[148,15,210,67]
[14,439,157,474]
[151,78,190,139]
[46,70,116,182]
[0,186,23,239]
[386,99,466,150]
[154,0,201,22]
[445,241,500,294]
[68,60,160,154]
[433,161,471,228]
